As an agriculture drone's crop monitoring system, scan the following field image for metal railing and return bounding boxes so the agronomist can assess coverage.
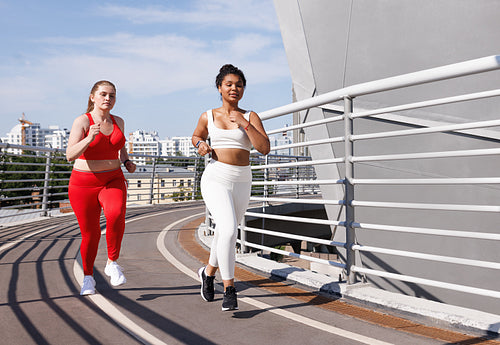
[121,154,204,204]
[0,146,315,221]
[0,146,208,222]
[0,143,72,219]
[234,54,500,303]
[2,55,500,308]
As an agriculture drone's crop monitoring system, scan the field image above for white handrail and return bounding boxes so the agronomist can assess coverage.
[351,244,500,270]
[353,222,500,240]
[351,267,500,299]
[244,226,345,248]
[352,118,500,141]
[238,240,346,269]
[250,196,344,205]
[245,211,343,226]
[252,158,344,170]
[351,147,500,162]
[251,179,343,186]
[352,177,500,185]
[352,89,500,119]
[265,114,344,135]
[351,200,500,212]
[259,55,500,120]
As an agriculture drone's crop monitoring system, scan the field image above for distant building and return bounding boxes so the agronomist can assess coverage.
[123,164,196,205]
[2,120,292,160]
[127,130,162,164]
[2,122,70,154]
[161,139,177,157]
[127,131,198,163]
[167,136,198,157]
[44,126,70,150]
[268,132,294,156]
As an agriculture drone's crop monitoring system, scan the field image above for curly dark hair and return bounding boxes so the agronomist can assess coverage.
[215,64,246,89]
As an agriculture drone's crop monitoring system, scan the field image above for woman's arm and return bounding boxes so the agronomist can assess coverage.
[66,115,95,161]
[119,146,136,173]
[192,112,212,156]
[114,115,136,173]
[243,112,270,155]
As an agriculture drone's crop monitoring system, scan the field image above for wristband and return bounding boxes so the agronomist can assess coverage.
[123,159,131,166]
[195,140,205,148]
[244,120,250,131]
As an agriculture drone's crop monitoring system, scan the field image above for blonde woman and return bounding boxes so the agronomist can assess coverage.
[67,80,136,295]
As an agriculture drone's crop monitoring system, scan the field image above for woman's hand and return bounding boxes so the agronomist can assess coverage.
[197,141,212,156]
[124,160,136,173]
[228,110,249,129]
[88,123,101,142]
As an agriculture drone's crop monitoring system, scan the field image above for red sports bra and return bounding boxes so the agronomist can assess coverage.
[78,113,126,160]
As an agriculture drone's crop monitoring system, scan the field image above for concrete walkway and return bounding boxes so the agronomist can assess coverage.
[0,203,498,344]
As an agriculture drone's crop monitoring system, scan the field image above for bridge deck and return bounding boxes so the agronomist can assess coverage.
[0,203,497,345]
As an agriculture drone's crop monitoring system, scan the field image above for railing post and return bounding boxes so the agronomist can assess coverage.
[264,155,269,200]
[149,156,157,204]
[192,158,198,200]
[203,154,212,234]
[41,151,52,217]
[295,157,300,198]
[344,96,357,285]
[260,155,269,255]
[241,215,248,253]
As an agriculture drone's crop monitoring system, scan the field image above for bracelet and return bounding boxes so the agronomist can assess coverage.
[244,121,250,131]
[195,140,205,148]
[123,159,131,166]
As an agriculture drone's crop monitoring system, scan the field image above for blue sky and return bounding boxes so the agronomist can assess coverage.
[0,0,292,139]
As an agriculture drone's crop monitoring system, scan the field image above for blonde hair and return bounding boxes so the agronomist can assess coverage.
[86,80,116,113]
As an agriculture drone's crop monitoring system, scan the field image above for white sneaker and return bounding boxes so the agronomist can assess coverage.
[104,261,126,286]
[80,275,96,295]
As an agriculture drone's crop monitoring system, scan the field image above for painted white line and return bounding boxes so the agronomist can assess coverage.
[0,225,59,253]
[156,213,204,281]
[157,214,394,345]
[73,260,167,345]
[4,206,204,344]
[71,208,202,345]
[124,206,204,225]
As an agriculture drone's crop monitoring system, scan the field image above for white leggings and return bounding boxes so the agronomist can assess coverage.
[201,159,251,280]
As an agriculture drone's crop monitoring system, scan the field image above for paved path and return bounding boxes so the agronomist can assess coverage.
[1,203,498,345]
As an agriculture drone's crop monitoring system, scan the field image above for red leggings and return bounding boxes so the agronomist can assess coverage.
[69,168,127,275]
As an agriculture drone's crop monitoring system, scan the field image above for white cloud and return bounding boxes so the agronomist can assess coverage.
[0,31,289,121]
[33,31,287,94]
[0,0,291,136]
[99,0,279,31]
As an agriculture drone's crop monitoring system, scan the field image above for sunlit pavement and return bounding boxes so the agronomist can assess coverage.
[0,203,497,345]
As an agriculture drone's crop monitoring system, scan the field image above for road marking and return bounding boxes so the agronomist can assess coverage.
[156,213,205,281]
[8,207,204,345]
[157,214,394,345]
[0,225,59,253]
[124,206,204,225]
[73,261,167,345]
[71,208,203,345]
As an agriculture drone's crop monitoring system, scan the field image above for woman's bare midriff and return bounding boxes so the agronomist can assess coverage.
[73,159,121,171]
[212,148,250,166]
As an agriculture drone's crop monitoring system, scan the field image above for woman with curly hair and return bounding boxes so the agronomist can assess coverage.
[192,65,270,310]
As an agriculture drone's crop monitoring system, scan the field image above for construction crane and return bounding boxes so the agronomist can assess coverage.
[128,132,134,153]
[18,113,33,146]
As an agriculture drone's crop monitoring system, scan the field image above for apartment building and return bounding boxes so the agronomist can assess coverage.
[124,164,196,205]
[2,123,70,153]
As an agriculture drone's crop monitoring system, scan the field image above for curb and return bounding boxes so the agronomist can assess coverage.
[198,223,500,337]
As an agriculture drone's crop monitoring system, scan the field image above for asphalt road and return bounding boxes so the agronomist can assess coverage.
[0,203,496,345]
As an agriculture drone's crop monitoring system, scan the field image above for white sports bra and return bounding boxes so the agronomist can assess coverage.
[207,109,252,151]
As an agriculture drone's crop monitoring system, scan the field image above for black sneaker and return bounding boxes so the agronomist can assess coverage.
[222,286,238,311]
[198,266,215,302]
